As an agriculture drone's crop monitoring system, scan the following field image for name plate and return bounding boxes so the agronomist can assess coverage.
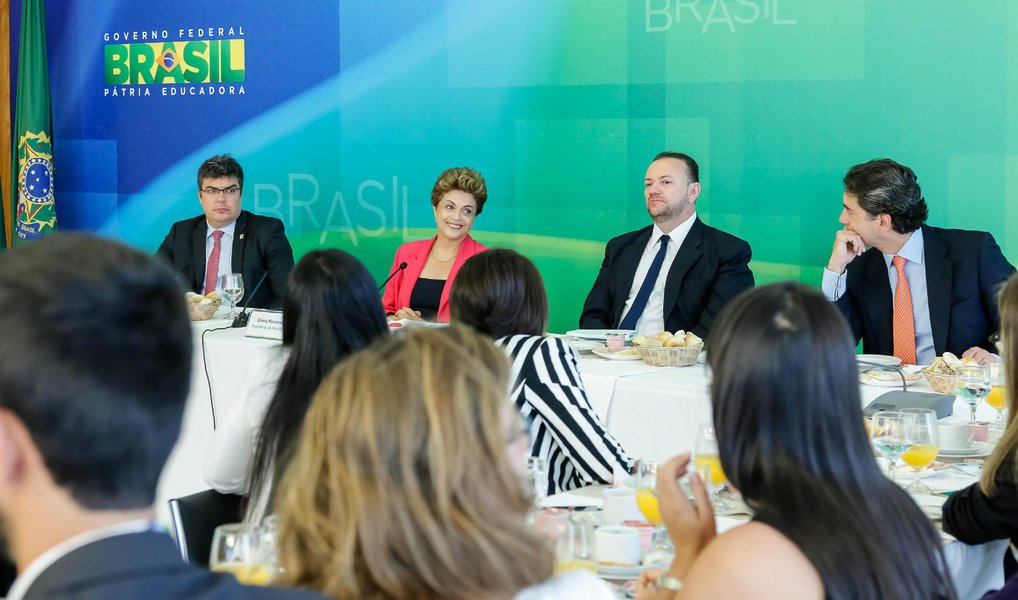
[245,309,283,340]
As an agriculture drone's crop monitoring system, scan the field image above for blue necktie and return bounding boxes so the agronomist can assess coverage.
[619,235,670,330]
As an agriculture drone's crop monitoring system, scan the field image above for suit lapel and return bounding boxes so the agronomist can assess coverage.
[922,226,951,353]
[863,250,894,353]
[663,219,704,318]
[611,228,652,326]
[231,211,249,273]
[402,237,434,309]
[191,218,207,291]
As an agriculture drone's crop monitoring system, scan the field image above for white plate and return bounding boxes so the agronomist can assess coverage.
[858,354,902,367]
[938,441,993,458]
[859,369,922,387]
[565,339,600,353]
[599,561,667,580]
[565,329,637,341]
[591,345,642,361]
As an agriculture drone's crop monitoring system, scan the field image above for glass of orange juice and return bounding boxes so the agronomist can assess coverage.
[694,423,734,514]
[553,514,597,575]
[986,386,1007,426]
[634,460,660,524]
[210,523,272,586]
[899,408,939,495]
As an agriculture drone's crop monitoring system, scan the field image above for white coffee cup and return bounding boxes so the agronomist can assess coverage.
[602,488,642,525]
[938,422,974,451]
[595,526,641,567]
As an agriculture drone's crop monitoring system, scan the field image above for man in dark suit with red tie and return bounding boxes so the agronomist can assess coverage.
[0,235,322,600]
[156,154,294,309]
[821,158,1014,365]
[580,152,754,339]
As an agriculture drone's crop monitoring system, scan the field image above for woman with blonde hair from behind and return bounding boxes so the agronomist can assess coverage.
[944,272,1018,588]
[274,326,614,600]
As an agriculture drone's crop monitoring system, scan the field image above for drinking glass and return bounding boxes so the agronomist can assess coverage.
[955,365,991,422]
[526,456,548,504]
[209,523,271,586]
[553,513,597,575]
[220,273,245,318]
[986,386,1007,427]
[634,460,660,524]
[693,423,733,514]
[899,408,940,495]
[870,411,909,482]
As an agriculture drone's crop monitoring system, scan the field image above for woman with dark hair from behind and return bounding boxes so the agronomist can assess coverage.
[205,249,389,523]
[637,282,953,599]
[943,272,1018,598]
[450,248,632,495]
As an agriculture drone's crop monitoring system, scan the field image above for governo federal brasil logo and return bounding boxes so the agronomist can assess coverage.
[103,26,246,97]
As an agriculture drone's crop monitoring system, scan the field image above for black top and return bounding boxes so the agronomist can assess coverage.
[943,449,1018,577]
[409,277,445,320]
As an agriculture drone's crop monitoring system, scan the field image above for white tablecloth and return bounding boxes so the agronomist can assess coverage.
[157,326,1006,596]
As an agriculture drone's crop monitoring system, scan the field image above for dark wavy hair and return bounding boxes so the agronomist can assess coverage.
[247,250,389,517]
[449,249,548,339]
[843,158,928,234]
[708,282,954,600]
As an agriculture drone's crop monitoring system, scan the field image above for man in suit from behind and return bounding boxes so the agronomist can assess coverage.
[156,154,294,308]
[0,235,321,600]
[821,158,1015,365]
[580,152,754,338]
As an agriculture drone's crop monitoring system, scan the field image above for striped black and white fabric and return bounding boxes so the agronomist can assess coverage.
[496,334,633,496]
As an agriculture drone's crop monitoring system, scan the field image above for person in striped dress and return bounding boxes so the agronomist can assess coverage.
[451,248,633,495]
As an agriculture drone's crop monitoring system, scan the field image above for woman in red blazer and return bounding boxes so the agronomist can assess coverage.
[382,167,488,322]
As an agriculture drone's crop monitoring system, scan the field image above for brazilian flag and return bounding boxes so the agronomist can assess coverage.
[12,0,56,243]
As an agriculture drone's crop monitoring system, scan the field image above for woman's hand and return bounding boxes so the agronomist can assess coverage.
[656,453,716,580]
[635,568,663,599]
[392,307,423,321]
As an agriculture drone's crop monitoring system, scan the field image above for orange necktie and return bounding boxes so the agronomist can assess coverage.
[892,256,917,365]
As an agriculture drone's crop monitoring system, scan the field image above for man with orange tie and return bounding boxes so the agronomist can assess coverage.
[156,154,294,308]
[821,158,1014,365]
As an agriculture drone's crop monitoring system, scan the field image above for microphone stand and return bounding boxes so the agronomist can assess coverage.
[232,272,269,328]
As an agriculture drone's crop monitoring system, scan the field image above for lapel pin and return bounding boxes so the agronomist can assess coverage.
[240,233,245,240]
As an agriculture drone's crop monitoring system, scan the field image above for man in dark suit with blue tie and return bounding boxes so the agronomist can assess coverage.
[0,235,322,600]
[580,152,754,338]
[821,158,1014,365]
[156,154,294,309]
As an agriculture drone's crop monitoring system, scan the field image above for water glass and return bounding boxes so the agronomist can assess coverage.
[870,411,909,482]
[220,272,245,318]
[955,365,991,422]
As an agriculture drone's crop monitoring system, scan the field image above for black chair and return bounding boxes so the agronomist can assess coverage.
[168,489,244,566]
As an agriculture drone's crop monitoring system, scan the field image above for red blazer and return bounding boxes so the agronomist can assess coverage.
[381,235,487,323]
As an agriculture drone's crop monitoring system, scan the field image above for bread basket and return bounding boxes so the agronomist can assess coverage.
[186,299,222,321]
[636,343,704,367]
[921,369,956,394]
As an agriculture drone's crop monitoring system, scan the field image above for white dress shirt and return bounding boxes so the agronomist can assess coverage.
[6,519,153,600]
[202,220,236,294]
[618,214,698,335]
[821,228,935,364]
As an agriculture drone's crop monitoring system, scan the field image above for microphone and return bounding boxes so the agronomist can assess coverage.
[379,262,408,292]
[232,271,269,328]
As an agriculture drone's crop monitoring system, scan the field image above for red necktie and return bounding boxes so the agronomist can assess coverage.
[204,230,225,294]
[892,256,917,365]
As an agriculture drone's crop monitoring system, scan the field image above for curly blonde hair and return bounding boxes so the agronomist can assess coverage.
[431,167,487,215]
[275,325,552,599]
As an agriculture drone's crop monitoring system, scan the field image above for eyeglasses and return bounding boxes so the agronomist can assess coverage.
[202,185,241,197]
